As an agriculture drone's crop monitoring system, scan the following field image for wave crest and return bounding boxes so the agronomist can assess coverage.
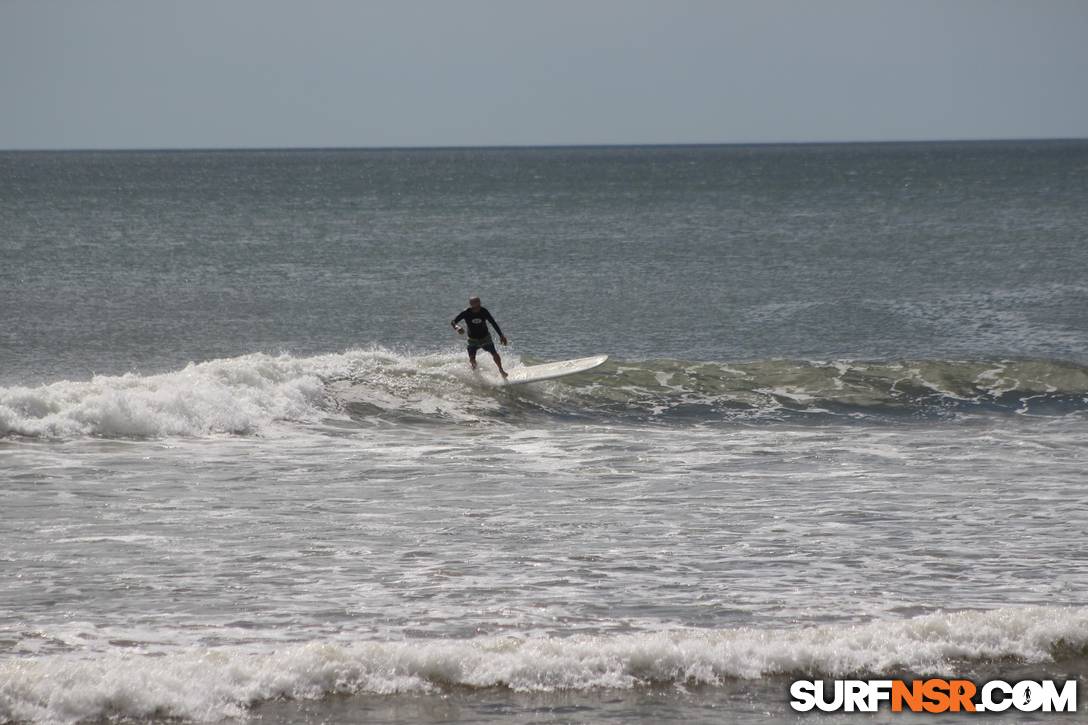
[583,357,1088,419]
[0,353,331,437]
[3,606,1085,722]
[3,351,1086,438]
[331,354,1088,423]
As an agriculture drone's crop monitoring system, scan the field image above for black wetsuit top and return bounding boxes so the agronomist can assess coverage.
[452,306,503,340]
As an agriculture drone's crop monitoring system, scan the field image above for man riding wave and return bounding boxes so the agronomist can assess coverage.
[451,295,509,378]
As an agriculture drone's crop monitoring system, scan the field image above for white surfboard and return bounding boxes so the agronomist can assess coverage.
[499,354,609,386]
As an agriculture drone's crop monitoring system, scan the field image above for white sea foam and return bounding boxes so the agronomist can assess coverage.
[1,606,1084,723]
[0,346,544,438]
[0,354,329,438]
[3,352,1087,438]
[0,349,476,438]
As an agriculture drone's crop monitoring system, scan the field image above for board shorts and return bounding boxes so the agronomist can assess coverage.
[467,335,497,354]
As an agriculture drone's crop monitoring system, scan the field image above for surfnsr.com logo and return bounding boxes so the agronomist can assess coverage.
[789,679,1077,713]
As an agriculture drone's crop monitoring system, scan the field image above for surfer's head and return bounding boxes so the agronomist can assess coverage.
[468,295,481,310]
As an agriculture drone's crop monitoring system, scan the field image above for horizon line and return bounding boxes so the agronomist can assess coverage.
[3,135,1087,154]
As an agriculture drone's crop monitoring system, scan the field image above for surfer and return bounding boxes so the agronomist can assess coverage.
[451,295,509,378]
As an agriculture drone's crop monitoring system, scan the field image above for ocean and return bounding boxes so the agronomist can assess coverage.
[1,141,1087,723]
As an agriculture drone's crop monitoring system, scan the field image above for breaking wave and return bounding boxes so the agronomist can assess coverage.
[2,349,1086,437]
[2,606,1085,722]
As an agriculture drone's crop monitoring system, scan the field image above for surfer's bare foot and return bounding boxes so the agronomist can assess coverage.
[500,370,508,379]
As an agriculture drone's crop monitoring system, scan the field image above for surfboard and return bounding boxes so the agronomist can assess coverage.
[499,354,609,386]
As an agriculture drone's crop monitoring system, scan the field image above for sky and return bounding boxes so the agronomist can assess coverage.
[1,0,1086,150]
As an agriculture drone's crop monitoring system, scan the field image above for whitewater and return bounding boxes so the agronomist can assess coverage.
[3,349,1087,437]
[5,608,1087,722]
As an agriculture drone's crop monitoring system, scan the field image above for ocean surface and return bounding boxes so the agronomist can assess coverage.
[1,141,1087,723]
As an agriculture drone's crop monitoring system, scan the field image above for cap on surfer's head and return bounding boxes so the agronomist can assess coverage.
[468,294,481,305]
